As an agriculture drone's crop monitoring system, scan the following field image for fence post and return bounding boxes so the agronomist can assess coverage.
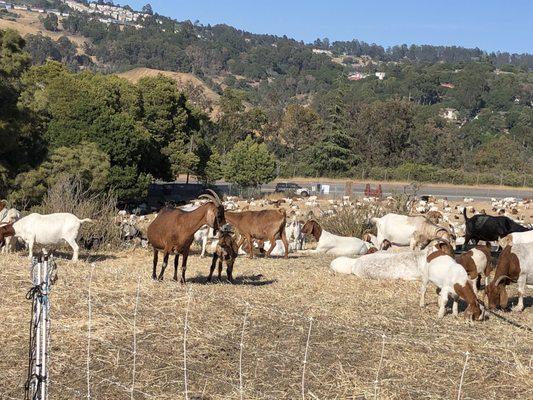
[301,317,313,400]
[457,351,470,400]
[374,334,386,399]
[239,303,250,400]
[183,288,192,400]
[130,277,141,400]
[25,252,56,400]
[86,264,95,400]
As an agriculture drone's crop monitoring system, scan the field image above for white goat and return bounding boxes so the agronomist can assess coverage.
[371,213,454,250]
[419,246,485,320]
[285,219,304,251]
[498,230,533,248]
[194,225,216,257]
[0,207,21,253]
[330,250,427,280]
[302,220,369,256]
[0,213,92,261]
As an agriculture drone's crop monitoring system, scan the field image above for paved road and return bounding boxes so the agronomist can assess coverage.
[260,181,533,201]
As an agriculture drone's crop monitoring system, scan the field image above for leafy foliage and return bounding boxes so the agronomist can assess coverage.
[224,135,277,188]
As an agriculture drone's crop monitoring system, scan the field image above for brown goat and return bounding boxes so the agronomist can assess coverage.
[225,209,288,258]
[485,245,522,310]
[209,231,239,283]
[147,190,225,283]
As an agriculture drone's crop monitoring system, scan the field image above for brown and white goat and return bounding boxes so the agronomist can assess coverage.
[209,231,239,283]
[225,209,288,258]
[456,244,492,294]
[420,239,485,320]
[147,190,225,283]
[485,243,533,312]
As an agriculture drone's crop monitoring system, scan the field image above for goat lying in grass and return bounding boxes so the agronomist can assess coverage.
[209,230,239,283]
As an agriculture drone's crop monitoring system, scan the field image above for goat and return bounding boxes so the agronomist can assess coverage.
[463,208,530,249]
[194,225,216,257]
[485,243,533,312]
[419,240,485,320]
[147,190,225,283]
[498,230,533,248]
[225,209,288,258]
[208,230,239,283]
[285,219,304,251]
[330,239,447,280]
[0,213,93,262]
[371,213,455,250]
[301,220,369,256]
[0,205,21,253]
[456,244,492,294]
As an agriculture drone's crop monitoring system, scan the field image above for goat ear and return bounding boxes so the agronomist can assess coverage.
[499,288,509,309]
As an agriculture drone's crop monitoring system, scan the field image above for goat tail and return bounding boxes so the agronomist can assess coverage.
[462,207,468,221]
[79,218,94,224]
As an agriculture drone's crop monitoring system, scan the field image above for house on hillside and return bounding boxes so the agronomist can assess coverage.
[439,108,459,121]
[375,72,386,80]
[312,49,333,56]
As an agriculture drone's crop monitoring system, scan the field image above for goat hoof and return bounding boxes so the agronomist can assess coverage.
[512,306,524,313]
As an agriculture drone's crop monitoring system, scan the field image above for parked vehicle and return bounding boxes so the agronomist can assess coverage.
[274,182,310,197]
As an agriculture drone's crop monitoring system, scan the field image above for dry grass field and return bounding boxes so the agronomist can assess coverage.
[0,247,531,400]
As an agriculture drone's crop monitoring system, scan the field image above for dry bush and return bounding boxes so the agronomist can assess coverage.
[317,204,383,237]
[32,175,121,249]
[387,183,420,214]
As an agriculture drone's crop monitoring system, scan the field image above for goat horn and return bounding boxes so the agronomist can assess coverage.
[205,189,222,204]
[493,275,512,286]
[420,237,450,250]
[198,194,217,203]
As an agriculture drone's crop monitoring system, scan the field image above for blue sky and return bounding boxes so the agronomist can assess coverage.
[126,1,532,53]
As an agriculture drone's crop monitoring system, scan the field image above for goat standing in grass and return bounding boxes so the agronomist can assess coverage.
[209,228,239,283]
[147,190,225,283]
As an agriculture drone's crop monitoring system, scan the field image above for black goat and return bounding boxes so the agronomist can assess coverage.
[463,208,530,249]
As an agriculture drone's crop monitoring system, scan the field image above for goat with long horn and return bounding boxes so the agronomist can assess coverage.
[147,191,226,283]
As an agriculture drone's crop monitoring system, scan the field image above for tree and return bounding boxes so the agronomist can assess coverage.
[162,137,200,180]
[42,14,59,32]
[142,3,153,15]
[224,135,277,188]
[11,142,110,206]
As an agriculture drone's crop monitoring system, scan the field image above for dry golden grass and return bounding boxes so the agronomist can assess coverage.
[0,11,89,50]
[0,249,531,400]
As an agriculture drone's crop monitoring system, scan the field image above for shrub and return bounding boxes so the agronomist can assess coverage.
[317,204,383,238]
[32,175,121,250]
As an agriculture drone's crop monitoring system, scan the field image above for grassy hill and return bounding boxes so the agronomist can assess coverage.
[0,9,87,50]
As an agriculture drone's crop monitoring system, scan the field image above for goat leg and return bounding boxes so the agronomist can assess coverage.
[180,252,189,284]
[227,260,235,284]
[208,254,218,282]
[280,230,289,259]
[152,250,158,280]
[173,254,180,282]
[217,259,223,281]
[158,252,169,281]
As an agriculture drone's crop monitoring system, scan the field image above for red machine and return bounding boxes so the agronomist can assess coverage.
[364,183,382,198]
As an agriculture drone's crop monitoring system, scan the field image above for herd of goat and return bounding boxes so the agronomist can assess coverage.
[0,189,532,321]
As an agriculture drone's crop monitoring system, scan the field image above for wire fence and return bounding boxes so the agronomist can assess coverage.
[32,280,531,399]
[11,252,532,400]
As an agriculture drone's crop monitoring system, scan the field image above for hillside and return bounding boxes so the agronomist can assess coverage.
[0,9,87,49]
